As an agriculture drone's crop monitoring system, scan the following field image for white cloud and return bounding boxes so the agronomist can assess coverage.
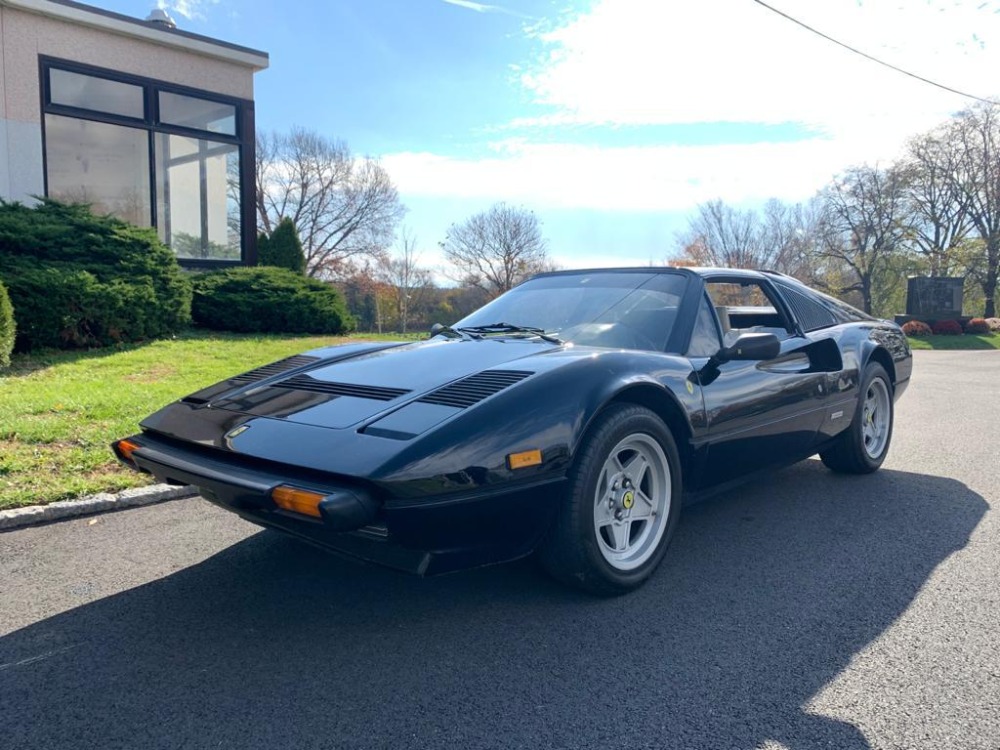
[385,130,909,214]
[519,0,1000,136]
[387,1,1000,220]
[157,0,220,21]
[440,0,528,18]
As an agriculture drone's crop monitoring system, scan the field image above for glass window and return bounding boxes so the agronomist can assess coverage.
[453,272,687,352]
[155,134,240,260]
[49,69,144,119]
[44,114,151,227]
[158,92,236,135]
[687,294,722,357]
[706,280,793,335]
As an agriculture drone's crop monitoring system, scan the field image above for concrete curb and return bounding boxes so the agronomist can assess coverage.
[0,484,199,531]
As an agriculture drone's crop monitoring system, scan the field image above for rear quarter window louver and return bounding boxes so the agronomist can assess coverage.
[230,355,320,384]
[272,376,410,401]
[417,370,533,409]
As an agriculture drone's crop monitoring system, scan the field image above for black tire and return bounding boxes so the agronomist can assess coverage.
[820,361,894,474]
[538,403,683,595]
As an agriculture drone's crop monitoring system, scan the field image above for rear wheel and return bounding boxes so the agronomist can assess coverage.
[538,404,682,595]
[820,361,893,474]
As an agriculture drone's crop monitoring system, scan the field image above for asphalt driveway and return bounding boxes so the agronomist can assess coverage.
[1,350,997,749]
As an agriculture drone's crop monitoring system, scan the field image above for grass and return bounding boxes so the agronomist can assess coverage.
[906,333,1000,350]
[0,330,412,510]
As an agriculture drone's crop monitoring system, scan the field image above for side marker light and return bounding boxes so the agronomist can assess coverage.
[507,449,543,470]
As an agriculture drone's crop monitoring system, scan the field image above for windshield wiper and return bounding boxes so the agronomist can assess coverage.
[457,322,562,344]
[430,323,481,340]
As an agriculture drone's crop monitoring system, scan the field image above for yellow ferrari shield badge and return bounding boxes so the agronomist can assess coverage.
[622,490,635,510]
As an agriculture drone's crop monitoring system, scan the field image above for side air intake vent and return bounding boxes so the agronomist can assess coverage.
[273,375,410,401]
[417,370,532,409]
[230,355,320,385]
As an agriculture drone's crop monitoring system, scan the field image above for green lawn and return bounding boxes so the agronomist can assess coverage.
[0,331,410,510]
[907,333,1000,350]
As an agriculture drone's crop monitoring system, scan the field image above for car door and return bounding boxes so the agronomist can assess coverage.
[690,277,830,487]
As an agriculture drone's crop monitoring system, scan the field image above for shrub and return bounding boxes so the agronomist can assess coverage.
[964,317,990,335]
[901,320,932,336]
[192,266,354,334]
[258,218,306,274]
[0,200,191,350]
[986,317,1000,333]
[931,319,963,336]
[0,278,14,367]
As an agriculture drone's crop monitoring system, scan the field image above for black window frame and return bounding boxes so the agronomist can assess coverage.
[39,56,257,267]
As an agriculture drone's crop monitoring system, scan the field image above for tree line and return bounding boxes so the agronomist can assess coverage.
[674,101,1000,318]
[253,127,552,332]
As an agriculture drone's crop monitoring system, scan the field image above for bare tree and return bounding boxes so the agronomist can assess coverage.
[899,129,971,277]
[943,102,1000,316]
[675,198,822,277]
[377,227,433,333]
[441,203,549,296]
[255,127,406,278]
[676,200,772,269]
[815,164,910,314]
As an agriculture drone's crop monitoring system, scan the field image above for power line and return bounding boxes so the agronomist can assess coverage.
[751,0,995,104]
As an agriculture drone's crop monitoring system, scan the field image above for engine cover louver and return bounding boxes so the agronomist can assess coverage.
[230,355,321,384]
[417,370,533,409]
[273,375,411,402]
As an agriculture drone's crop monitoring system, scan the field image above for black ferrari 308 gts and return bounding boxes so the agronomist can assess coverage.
[114,267,911,594]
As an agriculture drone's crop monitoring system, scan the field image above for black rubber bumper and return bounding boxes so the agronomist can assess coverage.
[116,433,566,576]
[120,435,379,533]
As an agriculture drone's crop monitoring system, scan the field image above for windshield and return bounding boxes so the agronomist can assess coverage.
[453,272,688,352]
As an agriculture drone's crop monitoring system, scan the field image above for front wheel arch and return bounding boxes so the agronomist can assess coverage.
[867,346,896,392]
[589,383,694,482]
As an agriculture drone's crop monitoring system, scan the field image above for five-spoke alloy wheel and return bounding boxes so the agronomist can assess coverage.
[821,361,894,474]
[539,404,682,595]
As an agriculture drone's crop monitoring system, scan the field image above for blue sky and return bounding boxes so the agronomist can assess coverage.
[98,0,1000,273]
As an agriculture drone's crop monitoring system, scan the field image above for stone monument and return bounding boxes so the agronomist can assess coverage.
[905,277,964,321]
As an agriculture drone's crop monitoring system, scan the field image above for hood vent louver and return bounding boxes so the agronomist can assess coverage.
[273,375,410,402]
[230,355,320,385]
[417,370,533,409]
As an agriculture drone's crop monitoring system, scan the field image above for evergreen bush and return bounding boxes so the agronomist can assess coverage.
[258,218,307,274]
[192,266,354,334]
[0,200,191,350]
[0,278,14,367]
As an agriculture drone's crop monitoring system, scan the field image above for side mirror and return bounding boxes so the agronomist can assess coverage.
[712,332,781,365]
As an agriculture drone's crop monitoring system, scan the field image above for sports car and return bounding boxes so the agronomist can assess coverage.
[113,267,911,594]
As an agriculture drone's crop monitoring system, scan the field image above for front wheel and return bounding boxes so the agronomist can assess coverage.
[820,361,894,474]
[538,404,682,595]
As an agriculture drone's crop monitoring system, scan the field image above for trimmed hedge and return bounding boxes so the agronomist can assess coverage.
[987,317,1000,333]
[0,278,14,367]
[0,200,191,350]
[192,266,355,334]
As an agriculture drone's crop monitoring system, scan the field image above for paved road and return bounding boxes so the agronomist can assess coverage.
[1,350,997,750]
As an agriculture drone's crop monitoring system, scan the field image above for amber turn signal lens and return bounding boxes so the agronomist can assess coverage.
[507,449,542,470]
[116,439,141,463]
[271,486,324,518]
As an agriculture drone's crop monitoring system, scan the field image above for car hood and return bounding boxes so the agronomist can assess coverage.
[206,337,561,429]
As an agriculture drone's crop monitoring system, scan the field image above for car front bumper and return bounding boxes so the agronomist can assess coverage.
[115,433,565,575]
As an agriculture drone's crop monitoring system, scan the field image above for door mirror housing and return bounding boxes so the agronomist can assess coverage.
[712,332,781,365]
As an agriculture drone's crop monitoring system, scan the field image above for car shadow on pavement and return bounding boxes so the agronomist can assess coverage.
[0,461,987,750]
